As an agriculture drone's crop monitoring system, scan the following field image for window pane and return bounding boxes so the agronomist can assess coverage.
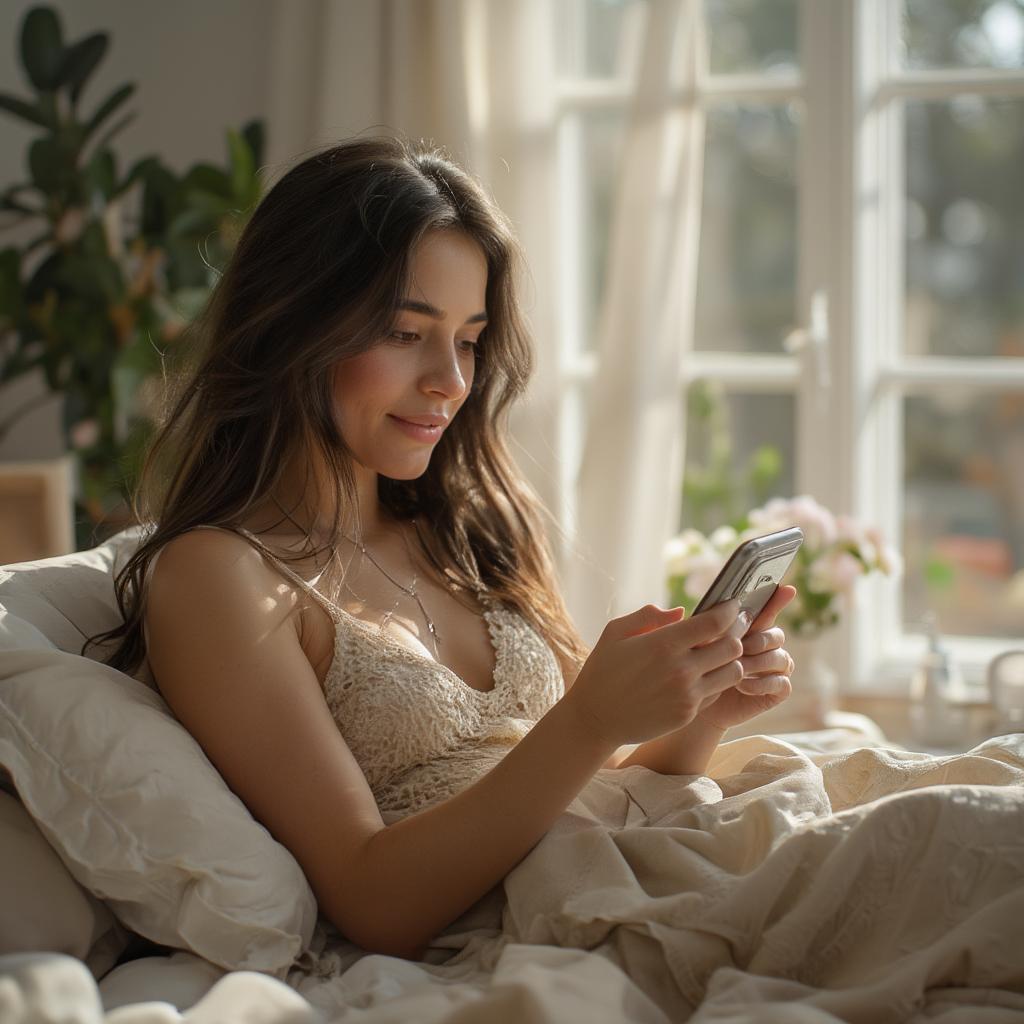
[581,109,627,352]
[680,383,796,533]
[558,0,645,79]
[694,103,800,354]
[902,0,1024,70]
[903,392,1024,639]
[705,0,799,75]
[905,98,1024,358]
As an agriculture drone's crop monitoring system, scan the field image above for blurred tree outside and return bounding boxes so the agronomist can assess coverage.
[681,379,786,535]
[901,0,1024,636]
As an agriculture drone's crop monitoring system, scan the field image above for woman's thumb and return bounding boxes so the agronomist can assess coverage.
[606,604,685,640]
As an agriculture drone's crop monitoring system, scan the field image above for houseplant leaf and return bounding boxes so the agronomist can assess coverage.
[181,163,234,200]
[28,136,77,196]
[167,207,220,238]
[0,184,44,215]
[57,32,108,107]
[81,83,136,149]
[241,119,264,166]
[85,147,117,201]
[20,6,65,92]
[226,127,254,203]
[0,248,24,321]
[138,163,181,238]
[89,110,137,160]
[0,93,50,128]
[116,155,161,200]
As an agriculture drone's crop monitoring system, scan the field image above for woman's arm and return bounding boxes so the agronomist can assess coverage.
[609,717,727,774]
[149,532,744,960]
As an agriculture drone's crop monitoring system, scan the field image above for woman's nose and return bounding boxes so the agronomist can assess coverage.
[422,341,470,398]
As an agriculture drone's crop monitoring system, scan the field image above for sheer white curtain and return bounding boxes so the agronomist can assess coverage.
[266,0,705,646]
[566,0,706,644]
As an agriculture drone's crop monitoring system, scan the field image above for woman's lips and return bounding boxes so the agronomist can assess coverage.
[388,415,444,442]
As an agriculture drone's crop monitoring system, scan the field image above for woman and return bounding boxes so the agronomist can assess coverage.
[86,135,796,961]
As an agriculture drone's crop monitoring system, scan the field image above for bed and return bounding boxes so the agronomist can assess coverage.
[1,527,1022,1024]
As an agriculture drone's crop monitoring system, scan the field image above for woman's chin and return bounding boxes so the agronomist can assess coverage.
[379,455,434,481]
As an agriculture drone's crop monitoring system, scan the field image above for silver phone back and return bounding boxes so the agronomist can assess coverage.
[692,526,804,619]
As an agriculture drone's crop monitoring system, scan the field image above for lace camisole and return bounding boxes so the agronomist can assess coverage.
[157,525,566,821]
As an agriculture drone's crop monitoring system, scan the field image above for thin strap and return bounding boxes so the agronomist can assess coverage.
[191,524,347,620]
[192,523,493,616]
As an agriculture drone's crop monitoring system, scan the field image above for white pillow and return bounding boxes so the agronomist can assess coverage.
[0,532,319,979]
[0,645,318,978]
[98,950,226,1012]
[0,525,158,686]
[0,790,129,980]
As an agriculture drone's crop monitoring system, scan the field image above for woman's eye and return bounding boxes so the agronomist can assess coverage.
[391,331,419,343]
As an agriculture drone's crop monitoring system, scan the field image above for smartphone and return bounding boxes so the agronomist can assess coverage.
[692,526,804,624]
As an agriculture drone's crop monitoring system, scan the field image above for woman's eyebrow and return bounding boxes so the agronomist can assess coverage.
[397,299,488,324]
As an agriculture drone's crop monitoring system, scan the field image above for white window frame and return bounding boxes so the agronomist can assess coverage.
[849,0,1024,695]
[556,0,1024,697]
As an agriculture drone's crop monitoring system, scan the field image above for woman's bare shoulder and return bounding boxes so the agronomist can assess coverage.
[147,527,304,635]
[160,524,265,564]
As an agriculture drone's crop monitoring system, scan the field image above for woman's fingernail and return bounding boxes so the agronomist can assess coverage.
[738,611,752,629]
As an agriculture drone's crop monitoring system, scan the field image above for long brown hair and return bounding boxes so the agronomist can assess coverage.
[84,134,589,682]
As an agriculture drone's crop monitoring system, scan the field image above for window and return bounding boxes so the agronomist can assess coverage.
[556,0,1024,692]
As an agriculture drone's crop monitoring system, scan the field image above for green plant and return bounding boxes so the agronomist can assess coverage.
[0,4,265,549]
[681,379,783,534]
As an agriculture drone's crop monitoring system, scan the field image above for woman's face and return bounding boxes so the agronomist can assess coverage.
[332,228,488,479]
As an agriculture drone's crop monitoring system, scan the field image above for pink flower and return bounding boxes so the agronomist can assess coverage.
[664,529,714,576]
[788,495,838,549]
[807,549,863,593]
[748,494,837,550]
[836,514,879,565]
[684,552,728,598]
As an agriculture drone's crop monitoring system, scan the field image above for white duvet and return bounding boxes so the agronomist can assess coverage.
[4,732,1024,1024]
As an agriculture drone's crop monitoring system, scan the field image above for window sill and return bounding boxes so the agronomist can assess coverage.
[839,694,1005,755]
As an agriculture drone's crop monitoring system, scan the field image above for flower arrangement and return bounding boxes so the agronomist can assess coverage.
[665,494,903,638]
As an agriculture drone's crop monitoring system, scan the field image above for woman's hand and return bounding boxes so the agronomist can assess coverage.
[563,598,749,749]
[693,584,798,731]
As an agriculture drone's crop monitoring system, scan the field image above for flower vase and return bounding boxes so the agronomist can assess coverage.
[783,633,839,730]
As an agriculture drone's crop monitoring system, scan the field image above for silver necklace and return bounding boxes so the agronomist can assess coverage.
[264,495,446,658]
[342,519,443,659]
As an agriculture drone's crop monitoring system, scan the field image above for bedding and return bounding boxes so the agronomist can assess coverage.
[2,730,1023,1023]
[1,530,1022,1022]
[0,789,128,980]
[0,530,317,979]
[0,647,318,977]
